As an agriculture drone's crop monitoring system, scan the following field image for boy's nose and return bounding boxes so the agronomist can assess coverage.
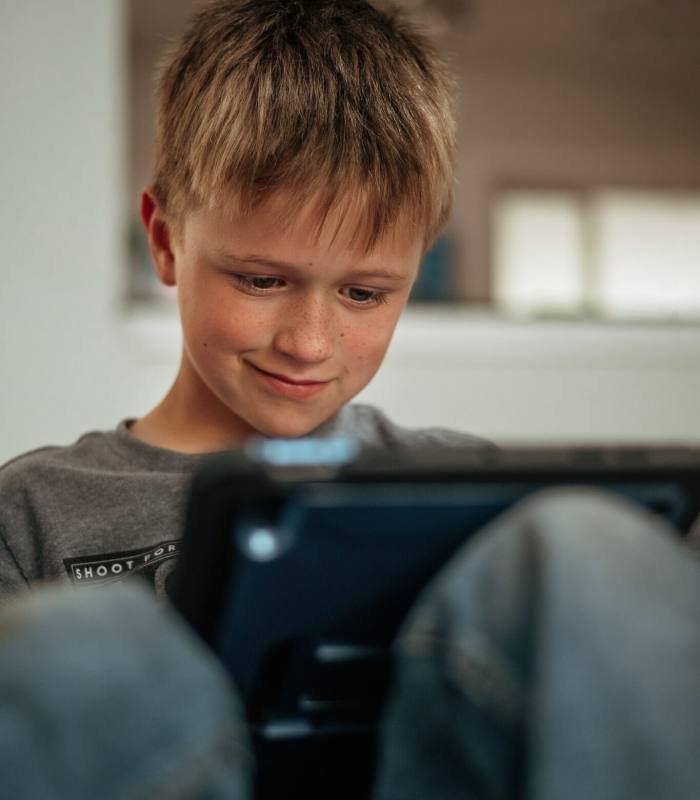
[271,295,336,365]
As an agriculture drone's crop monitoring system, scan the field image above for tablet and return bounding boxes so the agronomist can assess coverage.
[173,440,700,799]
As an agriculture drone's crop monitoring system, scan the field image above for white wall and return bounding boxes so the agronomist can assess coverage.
[0,0,174,463]
[366,312,700,446]
[1,1,699,466]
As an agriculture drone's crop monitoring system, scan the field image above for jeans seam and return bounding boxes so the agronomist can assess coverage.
[399,629,526,730]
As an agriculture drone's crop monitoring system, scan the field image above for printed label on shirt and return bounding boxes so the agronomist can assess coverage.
[63,540,180,596]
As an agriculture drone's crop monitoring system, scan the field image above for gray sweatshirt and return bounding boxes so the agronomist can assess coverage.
[0,404,490,603]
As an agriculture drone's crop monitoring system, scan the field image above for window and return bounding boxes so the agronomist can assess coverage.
[493,189,700,321]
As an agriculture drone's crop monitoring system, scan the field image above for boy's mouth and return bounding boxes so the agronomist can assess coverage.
[248,364,330,385]
[247,362,332,400]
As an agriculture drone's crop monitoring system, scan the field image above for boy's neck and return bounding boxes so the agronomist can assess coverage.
[129,365,254,454]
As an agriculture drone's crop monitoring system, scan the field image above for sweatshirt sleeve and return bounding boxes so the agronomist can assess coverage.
[0,523,30,603]
[0,460,35,604]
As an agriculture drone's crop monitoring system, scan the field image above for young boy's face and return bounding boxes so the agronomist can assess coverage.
[145,192,423,443]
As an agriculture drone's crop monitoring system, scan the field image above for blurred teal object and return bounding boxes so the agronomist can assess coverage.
[410,235,456,302]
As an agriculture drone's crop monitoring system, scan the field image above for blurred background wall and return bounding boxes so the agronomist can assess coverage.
[1,0,700,464]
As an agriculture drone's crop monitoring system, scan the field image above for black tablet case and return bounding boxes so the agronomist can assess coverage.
[173,442,700,799]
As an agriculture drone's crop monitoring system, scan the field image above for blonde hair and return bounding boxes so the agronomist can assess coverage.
[152,0,456,250]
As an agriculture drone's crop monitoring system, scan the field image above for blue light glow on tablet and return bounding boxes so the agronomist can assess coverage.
[246,437,360,467]
[244,527,280,562]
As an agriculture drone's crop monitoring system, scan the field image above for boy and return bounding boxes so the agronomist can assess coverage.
[2,5,700,797]
[0,0,489,604]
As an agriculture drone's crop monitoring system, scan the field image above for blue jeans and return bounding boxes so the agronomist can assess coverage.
[0,581,251,799]
[374,488,700,800]
[1,489,699,799]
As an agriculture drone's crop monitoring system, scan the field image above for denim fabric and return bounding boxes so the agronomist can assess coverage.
[0,582,252,800]
[3,490,700,799]
[373,488,700,800]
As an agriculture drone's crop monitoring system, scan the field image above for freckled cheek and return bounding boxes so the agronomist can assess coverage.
[340,325,393,372]
[189,304,274,354]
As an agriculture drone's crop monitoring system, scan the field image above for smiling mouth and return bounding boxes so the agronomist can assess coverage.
[247,362,332,402]
[248,363,331,386]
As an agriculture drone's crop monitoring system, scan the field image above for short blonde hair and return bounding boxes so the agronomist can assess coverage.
[153,0,456,250]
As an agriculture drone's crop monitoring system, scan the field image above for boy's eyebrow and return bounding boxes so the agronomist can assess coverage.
[217,252,409,282]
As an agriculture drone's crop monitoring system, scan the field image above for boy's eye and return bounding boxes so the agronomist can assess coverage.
[249,276,280,290]
[343,287,388,306]
[232,274,284,292]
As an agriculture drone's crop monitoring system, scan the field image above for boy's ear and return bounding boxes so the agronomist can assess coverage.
[141,189,177,287]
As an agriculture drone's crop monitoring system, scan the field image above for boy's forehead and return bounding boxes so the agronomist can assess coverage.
[185,190,424,268]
